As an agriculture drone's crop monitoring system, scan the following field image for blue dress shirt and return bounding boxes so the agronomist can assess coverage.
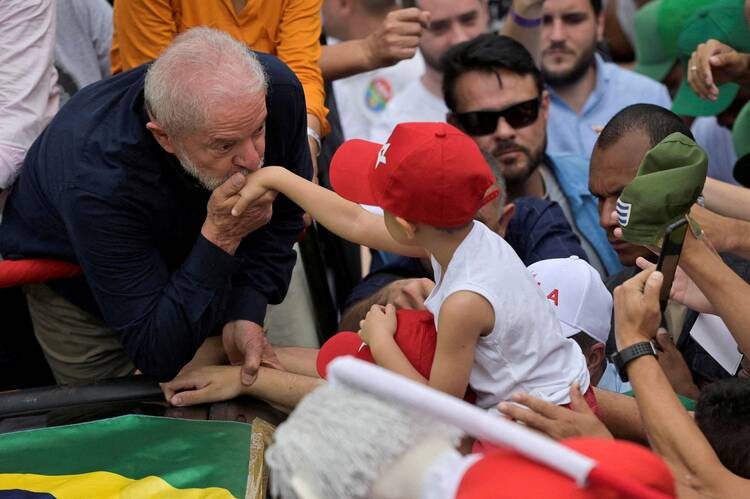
[546,54,672,158]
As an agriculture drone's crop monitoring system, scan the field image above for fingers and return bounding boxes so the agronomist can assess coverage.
[162,376,205,393]
[389,8,431,29]
[171,386,212,407]
[635,256,655,271]
[385,303,397,318]
[497,399,556,436]
[214,173,247,202]
[642,269,664,304]
[160,382,175,403]
[509,392,565,419]
[568,383,593,415]
[655,328,675,352]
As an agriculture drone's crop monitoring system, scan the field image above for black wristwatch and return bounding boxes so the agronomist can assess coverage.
[613,341,658,382]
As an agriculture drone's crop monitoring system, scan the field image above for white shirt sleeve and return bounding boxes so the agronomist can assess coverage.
[0,0,59,189]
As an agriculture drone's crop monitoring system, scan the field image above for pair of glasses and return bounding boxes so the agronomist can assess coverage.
[452,97,541,136]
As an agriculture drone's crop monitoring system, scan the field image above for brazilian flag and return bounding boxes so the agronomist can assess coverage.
[0,414,265,498]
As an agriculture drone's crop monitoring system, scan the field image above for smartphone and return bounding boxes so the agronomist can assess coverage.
[656,218,689,312]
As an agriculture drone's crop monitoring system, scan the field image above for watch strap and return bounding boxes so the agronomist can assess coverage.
[613,341,657,382]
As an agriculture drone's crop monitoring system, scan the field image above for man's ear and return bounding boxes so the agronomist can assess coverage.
[497,203,516,238]
[394,215,418,239]
[587,342,606,373]
[540,89,550,125]
[595,11,605,41]
[146,120,177,154]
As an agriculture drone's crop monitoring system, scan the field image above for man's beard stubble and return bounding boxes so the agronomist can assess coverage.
[541,40,597,88]
[492,134,546,188]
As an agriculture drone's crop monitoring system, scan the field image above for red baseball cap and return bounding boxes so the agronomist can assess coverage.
[457,438,675,498]
[330,122,497,228]
[316,309,476,403]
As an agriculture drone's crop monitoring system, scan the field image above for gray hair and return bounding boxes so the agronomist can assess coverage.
[144,27,268,137]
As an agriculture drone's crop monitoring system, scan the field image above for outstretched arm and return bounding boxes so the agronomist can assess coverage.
[233,166,427,257]
[162,365,322,412]
[614,267,750,496]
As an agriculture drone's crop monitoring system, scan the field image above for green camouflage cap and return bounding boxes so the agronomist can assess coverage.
[617,133,708,247]
[672,0,750,117]
[733,101,750,186]
[633,1,675,82]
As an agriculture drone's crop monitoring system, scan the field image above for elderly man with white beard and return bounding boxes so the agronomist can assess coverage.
[0,27,311,385]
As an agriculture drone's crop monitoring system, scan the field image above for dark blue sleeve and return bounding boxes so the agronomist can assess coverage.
[60,188,241,381]
[506,198,588,266]
[223,77,312,325]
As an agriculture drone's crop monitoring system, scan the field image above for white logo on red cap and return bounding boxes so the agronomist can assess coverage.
[375,143,390,169]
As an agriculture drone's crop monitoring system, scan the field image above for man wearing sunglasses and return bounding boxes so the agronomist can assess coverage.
[442,33,621,277]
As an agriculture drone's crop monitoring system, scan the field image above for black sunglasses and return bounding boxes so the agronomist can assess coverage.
[452,97,541,136]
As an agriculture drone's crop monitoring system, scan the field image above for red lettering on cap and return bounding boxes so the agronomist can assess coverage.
[547,289,559,307]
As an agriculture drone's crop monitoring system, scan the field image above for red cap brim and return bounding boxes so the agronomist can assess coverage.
[329,139,382,206]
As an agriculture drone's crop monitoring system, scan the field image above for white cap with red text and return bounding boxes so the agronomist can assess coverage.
[528,256,612,344]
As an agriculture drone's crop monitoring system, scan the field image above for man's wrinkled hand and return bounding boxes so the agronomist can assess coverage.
[365,8,430,68]
[222,320,272,385]
[382,277,435,310]
[497,384,613,440]
[203,172,275,254]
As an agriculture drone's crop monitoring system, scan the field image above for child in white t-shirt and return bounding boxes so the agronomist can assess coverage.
[226,122,590,408]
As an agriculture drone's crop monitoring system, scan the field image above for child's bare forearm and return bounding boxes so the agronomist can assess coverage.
[260,166,424,257]
[368,334,427,384]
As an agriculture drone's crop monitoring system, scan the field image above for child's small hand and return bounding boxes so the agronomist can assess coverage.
[358,303,397,345]
[231,168,277,217]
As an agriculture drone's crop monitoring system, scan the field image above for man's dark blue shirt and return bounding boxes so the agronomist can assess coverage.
[343,197,588,312]
[0,54,311,380]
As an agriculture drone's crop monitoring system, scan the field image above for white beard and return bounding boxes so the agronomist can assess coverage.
[176,147,264,191]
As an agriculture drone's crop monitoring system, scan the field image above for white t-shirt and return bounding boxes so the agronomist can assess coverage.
[332,51,424,141]
[368,79,448,142]
[424,222,590,409]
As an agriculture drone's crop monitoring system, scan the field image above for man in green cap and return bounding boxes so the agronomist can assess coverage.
[589,104,750,392]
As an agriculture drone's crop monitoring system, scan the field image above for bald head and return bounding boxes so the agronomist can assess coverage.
[144,27,267,138]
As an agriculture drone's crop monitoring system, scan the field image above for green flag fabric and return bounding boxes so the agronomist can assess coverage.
[0,414,252,498]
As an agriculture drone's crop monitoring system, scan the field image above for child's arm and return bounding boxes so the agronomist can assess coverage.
[162,365,322,412]
[362,292,493,399]
[232,166,427,258]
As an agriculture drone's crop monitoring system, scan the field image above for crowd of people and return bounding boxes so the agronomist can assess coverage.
[2,0,750,497]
